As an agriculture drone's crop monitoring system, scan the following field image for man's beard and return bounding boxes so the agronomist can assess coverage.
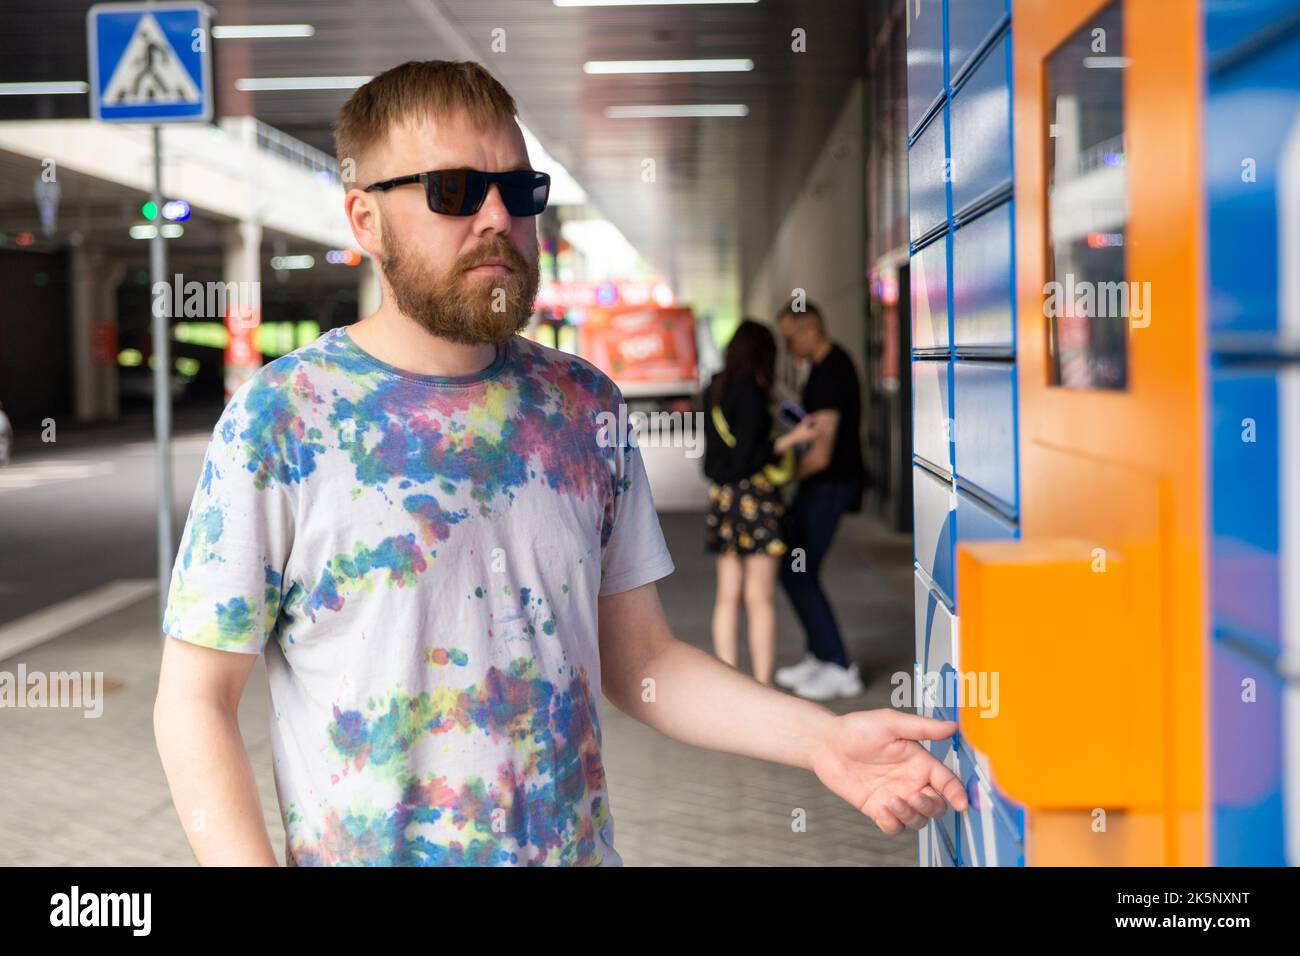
[379,221,540,346]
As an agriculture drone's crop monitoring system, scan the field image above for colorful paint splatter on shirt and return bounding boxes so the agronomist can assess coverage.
[163,326,674,866]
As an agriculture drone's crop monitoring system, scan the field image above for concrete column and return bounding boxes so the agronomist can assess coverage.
[97,261,125,419]
[69,245,123,423]
[222,218,262,399]
[70,244,100,423]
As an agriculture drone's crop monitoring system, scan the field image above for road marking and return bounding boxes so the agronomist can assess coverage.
[0,460,114,492]
[0,579,158,662]
[121,435,212,454]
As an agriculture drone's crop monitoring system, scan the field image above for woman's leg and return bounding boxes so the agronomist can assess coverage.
[742,553,779,684]
[712,553,744,667]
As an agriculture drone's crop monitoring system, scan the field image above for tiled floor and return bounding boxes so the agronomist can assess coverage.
[0,509,919,866]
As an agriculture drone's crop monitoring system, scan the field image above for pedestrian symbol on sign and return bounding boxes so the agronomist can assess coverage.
[88,3,212,123]
[101,13,199,106]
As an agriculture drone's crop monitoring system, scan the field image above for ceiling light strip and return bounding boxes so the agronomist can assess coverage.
[556,1,758,6]
[235,76,372,91]
[605,104,749,118]
[584,58,753,74]
[212,24,316,39]
[0,81,89,95]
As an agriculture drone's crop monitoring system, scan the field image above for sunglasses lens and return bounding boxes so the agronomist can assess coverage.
[427,170,485,216]
[500,172,549,216]
[530,174,550,215]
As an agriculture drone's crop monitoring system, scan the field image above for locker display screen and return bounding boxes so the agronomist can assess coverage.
[1045,0,1129,390]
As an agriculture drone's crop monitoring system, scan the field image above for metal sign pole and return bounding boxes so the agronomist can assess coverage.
[151,123,174,629]
[88,2,212,633]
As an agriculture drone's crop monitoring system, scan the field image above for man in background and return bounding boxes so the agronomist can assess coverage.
[775,299,868,701]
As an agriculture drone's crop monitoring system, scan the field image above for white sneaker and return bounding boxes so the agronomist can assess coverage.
[775,653,823,689]
[793,662,865,701]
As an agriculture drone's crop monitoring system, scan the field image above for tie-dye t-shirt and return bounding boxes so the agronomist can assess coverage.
[162,325,674,866]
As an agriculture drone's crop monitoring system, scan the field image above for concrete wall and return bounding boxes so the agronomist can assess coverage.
[743,77,866,383]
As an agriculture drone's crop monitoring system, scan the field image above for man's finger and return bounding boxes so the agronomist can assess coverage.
[870,806,906,836]
[928,761,969,812]
[888,796,928,830]
[904,790,936,817]
[920,785,946,813]
[906,788,944,819]
[883,710,959,742]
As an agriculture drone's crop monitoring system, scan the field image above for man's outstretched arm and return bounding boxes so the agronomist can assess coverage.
[597,582,969,834]
[153,636,279,865]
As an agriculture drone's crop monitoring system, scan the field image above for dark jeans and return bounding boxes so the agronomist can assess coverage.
[779,480,857,668]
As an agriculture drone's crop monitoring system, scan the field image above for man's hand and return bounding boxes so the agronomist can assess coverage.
[810,709,969,835]
[598,584,970,837]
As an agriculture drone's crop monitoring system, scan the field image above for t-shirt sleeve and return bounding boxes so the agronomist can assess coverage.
[803,363,842,414]
[806,348,857,413]
[162,381,295,655]
[597,390,676,597]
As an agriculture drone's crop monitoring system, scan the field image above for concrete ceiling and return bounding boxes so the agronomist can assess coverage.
[0,0,867,323]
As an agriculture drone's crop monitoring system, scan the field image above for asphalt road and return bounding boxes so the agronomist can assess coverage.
[0,401,225,628]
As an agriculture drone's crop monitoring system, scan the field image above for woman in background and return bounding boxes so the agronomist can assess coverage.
[702,319,822,684]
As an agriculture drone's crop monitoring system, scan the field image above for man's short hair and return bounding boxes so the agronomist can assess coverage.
[333,60,518,187]
[778,297,824,333]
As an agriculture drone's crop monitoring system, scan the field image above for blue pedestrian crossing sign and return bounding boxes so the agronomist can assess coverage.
[88,2,213,123]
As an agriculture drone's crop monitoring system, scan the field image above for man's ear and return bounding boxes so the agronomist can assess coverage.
[345,189,383,260]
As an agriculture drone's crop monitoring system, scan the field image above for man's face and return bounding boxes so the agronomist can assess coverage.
[364,109,541,345]
[779,313,810,359]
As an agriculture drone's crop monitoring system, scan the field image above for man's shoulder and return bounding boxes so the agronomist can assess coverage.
[828,342,855,368]
[509,333,623,405]
[802,343,856,409]
[213,331,344,461]
[823,343,860,385]
[225,330,339,409]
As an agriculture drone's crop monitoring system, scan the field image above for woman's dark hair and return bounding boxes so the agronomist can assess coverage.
[707,318,777,407]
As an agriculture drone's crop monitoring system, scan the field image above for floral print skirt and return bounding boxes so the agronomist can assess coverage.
[704,471,789,557]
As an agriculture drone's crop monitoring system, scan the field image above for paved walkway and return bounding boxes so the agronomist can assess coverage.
[0,509,918,866]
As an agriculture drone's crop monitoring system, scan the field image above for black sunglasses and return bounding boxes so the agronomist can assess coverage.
[363,168,551,217]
